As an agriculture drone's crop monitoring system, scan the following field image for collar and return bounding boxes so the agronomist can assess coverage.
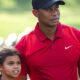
[55,22,63,38]
[34,22,63,41]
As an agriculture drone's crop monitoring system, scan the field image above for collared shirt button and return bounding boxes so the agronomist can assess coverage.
[51,43,53,46]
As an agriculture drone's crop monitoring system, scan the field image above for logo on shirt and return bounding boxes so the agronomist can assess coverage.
[65,45,72,50]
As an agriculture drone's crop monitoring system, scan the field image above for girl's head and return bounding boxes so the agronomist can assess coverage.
[0,47,21,79]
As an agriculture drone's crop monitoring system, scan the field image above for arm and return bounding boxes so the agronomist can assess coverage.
[72,27,80,80]
[78,67,80,80]
[78,56,80,80]
[15,36,28,80]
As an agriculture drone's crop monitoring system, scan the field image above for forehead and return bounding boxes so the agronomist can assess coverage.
[4,55,20,62]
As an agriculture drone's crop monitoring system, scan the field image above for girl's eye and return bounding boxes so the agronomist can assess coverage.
[17,61,21,64]
[8,62,14,65]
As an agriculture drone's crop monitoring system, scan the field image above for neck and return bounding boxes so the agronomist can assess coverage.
[39,23,57,40]
[1,75,15,80]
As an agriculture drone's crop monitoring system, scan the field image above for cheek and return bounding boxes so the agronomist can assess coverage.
[58,10,60,16]
[38,13,49,22]
[3,65,13,72]
[19,65,21,70]
[38,11,49,18]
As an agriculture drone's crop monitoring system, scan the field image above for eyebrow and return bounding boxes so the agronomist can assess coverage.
[7,60,20,62]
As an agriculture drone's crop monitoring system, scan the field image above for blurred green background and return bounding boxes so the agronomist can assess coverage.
[0,0,80,39]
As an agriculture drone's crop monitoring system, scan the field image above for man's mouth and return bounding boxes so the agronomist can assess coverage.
[50,18,59,22]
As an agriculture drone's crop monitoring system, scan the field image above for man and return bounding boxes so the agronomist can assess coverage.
[15,0,80,80]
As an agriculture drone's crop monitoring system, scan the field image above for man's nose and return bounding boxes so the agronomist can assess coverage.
[50,9,57,16]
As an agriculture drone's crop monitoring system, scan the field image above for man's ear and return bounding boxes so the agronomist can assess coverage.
[32,9,39,18]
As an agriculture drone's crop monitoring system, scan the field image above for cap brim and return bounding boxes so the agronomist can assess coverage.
[41,0,65,9]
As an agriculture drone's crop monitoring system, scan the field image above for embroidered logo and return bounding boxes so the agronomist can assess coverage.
[65,45,72,50]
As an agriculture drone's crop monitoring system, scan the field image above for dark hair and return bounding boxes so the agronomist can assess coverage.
[0,47,21,65]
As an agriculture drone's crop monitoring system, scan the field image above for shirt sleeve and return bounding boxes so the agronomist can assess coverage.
[72,27,80,42]
[15,35,28,75]
[72,28,80,67]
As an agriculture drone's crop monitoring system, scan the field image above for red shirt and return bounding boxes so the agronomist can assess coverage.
[15,22,80,80]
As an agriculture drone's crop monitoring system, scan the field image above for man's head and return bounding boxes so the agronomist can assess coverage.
[32,0,65,10]
[32,0,65,27]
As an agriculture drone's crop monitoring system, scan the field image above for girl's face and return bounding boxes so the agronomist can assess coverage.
[1,55,21,79]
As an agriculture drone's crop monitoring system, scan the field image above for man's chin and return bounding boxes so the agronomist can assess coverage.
[50,22,58,27]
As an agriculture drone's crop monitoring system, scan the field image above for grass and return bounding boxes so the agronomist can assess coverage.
[0,12,37,39]
[0,5,80,39]
[60,7,80,29]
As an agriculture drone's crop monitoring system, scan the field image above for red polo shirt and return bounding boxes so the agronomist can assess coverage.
[15,22,80,80]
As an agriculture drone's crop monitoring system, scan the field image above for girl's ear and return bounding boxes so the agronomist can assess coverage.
[32,9,39,18]
[0,71,1,75]
[0,66,3,72]
[0,66,2,75]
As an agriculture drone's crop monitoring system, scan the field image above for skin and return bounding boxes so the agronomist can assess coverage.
[0,55,21,80]
[18,3,60,80]
[33,3,60,40]
[17,3,80,80]
[78,68,80,80]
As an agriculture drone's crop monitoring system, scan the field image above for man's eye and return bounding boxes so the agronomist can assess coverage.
[56,5,59,8]
[45,8,51,11]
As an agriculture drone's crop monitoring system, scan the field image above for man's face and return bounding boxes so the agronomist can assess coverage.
[35,3,60,27]
[1,55,21,79]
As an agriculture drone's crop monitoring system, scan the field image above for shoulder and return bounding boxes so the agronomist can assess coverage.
[16,30,35,45]
[62,24,80,41]
[71,27,80,41]
[15,30,35,54]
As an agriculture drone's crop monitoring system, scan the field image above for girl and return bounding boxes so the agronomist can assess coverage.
[0,47,21,80]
